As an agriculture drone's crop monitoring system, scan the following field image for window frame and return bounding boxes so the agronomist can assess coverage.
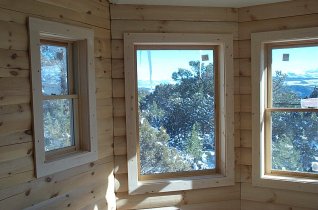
[29,17,98,177]
[135,45,220,181]
[124,33,234,195]
[251,27,318,193]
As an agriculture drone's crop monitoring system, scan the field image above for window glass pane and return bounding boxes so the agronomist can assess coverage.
[137,49,216,175]
[271,46,318,108]
[271,111,318,173]
[40,43,69,95]
[43,99,74,151]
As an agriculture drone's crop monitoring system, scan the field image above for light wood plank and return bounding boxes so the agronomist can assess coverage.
[114,155,127,174]
[0,49,29,69]
[38,0,110,19]
[239,14,318,40]
[241,165,252,183]
[0,156,33,179]
[240,147,252,166]
[0,0,110,29]
[114,136,127,156]
[239,58,251,76]
[113,117,126,137]
[239,0,318,22]
[0,104,31,136]
[112,59,124,79]
[241,183,318,209]
[0,20,28,51]
[240,94,251,113]
[111,20,238,40]
[113,79,125,98]
[0,142,33,163]
[95,57,111,78]
[240,76,251,95]
[111,4,238,22]
[241,199,317,210]
[240,129,252,148]
[113,97,125,117]
[0,130,32,147]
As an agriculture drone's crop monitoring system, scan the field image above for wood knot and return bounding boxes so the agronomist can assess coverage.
[90,162,95,167]
[27,149,33,155]
[25,189,31,196]
[10,71,18,76]
[86,10,92,15]
[46,177,52,182]
[91,171,95,176]
[67,203,71,207]
[90,190,94,194]
[25,129,32,135]
[11,53,17,59]
[50,193,59,198]
[18,105,23,112]
[0,122,3,126]
[59,14,63,18]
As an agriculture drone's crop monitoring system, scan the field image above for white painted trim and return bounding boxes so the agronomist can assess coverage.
[28,17,97,177]
[124,33,235,195]
[251,27,318,193]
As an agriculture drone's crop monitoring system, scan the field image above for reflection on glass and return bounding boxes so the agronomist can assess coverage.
[137,49,216,175]
[43,99,74,151]
[271,46,318,108]
[271,111,318,173]
[40,44,69,96]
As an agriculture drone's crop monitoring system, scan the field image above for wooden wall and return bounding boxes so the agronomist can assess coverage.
[0,0,115,209]
[1,0,317,209]
[110,4,242,210]
[238,0,318,209]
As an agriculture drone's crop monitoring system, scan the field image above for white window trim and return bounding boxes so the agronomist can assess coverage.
[251,27,318,193]
[124,33,235,195]
[29,17,98,177]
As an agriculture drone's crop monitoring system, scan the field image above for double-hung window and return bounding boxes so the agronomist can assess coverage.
[29,17,98,177]
[124,33,234,194]
[252,27,318,193]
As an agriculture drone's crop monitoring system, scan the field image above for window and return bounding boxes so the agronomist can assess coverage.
[29,17,97,177]
[252,27,318,193]
[124,33,234,194]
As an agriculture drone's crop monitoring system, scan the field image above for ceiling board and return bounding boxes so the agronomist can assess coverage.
[109,0,291,8]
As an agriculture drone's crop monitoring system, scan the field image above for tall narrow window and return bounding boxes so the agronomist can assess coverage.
[29,17,97,177]
[252,27,318,193]
[266,42,318,177]
[136,46,219,180]
[124,33,234,194]
[40,40,79,157]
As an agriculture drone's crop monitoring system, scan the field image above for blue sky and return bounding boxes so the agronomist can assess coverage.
[272,46,318,76]
[136,46,318,82]
[137,50,214,81]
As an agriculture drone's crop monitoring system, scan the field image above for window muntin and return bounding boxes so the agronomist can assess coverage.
[136,46,219,179]
[266,42,318,177]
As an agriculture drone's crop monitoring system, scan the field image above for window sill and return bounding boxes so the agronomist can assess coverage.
[253,174,318,193]
[129,174,235,195]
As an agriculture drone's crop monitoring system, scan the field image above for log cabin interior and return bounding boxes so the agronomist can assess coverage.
[0,0,318,209]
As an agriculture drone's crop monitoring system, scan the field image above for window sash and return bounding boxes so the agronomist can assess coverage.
[134,45,220,180]
[39,39,81,158]
[265,42,318,178]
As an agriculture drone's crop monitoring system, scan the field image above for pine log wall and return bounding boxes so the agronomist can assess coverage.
[0,0,115,209]
[238,1,318,209]
[110,4,242,210]
[0,0,318,209]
